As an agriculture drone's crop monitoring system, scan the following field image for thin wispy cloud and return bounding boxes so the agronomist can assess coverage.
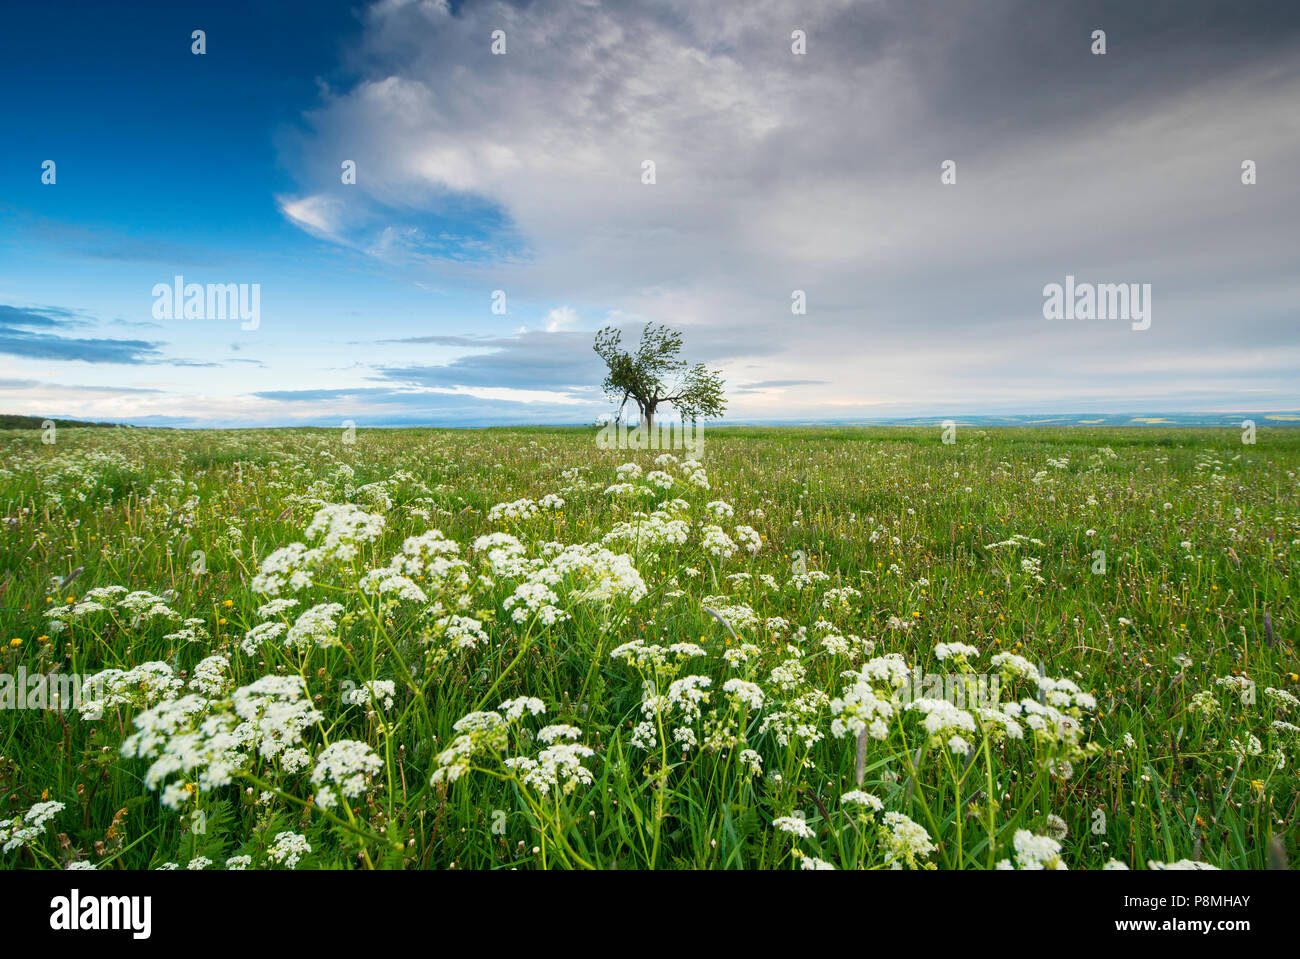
[0,305,164,365]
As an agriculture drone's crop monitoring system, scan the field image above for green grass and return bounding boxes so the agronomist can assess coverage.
[1,424,1296,870]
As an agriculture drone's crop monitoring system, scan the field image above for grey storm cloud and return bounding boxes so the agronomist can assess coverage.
[372,330,605,390]
[0,305,165,364]
[249,383,599,428]
[266,0,1300,418]
[0,304,262,369]
[370,322,787,394]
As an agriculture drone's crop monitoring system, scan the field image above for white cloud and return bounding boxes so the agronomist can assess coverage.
[277,194,347,241]
[543,307,578,332]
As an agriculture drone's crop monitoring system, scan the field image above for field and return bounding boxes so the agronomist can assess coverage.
[1,424,1297,870]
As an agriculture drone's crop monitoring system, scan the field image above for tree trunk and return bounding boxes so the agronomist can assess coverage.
[642,403,656,432]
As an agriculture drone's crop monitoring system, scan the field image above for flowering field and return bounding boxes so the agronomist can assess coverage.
[2,425,1297,871]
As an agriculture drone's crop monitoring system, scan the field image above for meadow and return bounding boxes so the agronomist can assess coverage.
[1,423,1297,870]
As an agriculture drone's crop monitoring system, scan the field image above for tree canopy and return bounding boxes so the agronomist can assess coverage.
[592,324,726,429]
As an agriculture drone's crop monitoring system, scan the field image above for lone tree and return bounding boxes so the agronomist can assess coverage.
[593,323,726,431]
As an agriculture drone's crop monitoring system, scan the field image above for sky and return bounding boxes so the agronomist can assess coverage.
[1,0,1298,428]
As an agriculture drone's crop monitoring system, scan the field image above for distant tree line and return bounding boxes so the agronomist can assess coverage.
[0,414,121,429]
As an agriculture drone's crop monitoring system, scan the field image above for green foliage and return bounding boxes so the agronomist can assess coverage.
[593,323,726,426]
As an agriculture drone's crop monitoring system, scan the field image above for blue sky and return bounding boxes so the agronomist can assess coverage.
[2,0,1299,427]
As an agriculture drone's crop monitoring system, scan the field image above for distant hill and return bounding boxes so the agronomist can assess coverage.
[720,411,1300,428]
[0,414,122,429]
